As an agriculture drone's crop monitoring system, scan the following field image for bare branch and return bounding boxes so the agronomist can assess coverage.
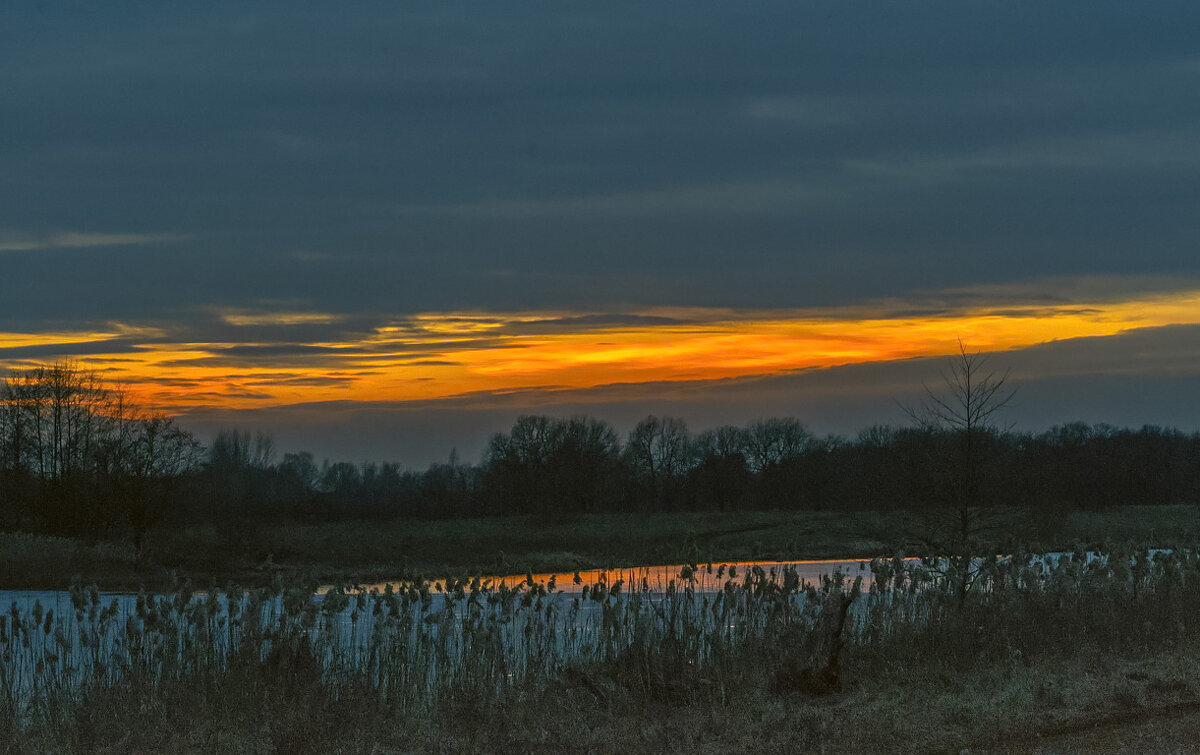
[901,340,1017,600]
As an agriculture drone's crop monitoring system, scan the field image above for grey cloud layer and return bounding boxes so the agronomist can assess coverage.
[4,1,1200,327]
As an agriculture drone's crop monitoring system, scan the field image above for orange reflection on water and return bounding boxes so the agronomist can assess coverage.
[334,558,885,596]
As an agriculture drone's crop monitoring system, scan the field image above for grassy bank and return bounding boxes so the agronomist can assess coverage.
[3,504,1199,591]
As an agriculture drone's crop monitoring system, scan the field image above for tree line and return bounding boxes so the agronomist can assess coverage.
[0,362,200,549]
[3,362,1200,548]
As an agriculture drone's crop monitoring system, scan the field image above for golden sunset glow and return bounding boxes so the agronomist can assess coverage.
[4,285,1200,412]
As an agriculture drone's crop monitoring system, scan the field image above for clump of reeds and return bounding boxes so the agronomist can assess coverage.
[6,547,1200,750]
[2,561,852,722]
[854,547,1200,675]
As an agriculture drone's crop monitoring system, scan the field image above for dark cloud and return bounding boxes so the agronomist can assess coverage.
[164,317,379,348]
[508,314,689,333]
[3,1,1200,325]
[0,338,148,361]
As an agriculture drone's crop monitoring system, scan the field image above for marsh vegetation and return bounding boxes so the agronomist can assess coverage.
[5,548,1200,752]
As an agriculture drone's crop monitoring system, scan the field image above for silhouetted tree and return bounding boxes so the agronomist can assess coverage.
[624,416,694,510]
[99,415,202,552]
[0,361,201,541]
[745,418,813,507]
[745,417,812,474]
[544,417,623,515]
[690,425,751,511]
[902,341,1016,599]
[483,415,621,516]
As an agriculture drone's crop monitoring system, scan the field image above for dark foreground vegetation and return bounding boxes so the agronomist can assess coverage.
[5,362,1200,579]
[5,549,1200,753]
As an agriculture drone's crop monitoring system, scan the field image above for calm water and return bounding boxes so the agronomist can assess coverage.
[1,557,880,708]
[347,557,879,595]
[6,552,1124,711]
[1,557,876,611]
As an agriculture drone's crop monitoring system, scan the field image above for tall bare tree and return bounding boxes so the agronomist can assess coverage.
[625,416,695,510]
[744,417,813,474]
[0,361,111,481]
[902,340,1016,600]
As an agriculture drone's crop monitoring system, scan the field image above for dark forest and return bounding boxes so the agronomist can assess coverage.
[3,363,1197,547]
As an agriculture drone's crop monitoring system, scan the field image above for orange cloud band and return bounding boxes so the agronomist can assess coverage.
[3,286,1200,412]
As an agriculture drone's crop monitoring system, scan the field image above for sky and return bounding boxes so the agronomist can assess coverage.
[4,1,1200,466]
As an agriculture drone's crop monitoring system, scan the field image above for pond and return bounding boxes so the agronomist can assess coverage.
[2,557,887,714]
[2,548,1183,718]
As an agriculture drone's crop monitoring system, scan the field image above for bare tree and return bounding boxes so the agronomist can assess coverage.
[483,415,622,516]
[902,340,1016,600]
[0,361,201,542]
[0,361,112,481]
[692,425,752,511]
[625,416,695,510]
[696,425,749,460]
[744,417,813,474]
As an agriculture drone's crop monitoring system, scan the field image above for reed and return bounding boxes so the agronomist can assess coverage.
[4,547,1200,752]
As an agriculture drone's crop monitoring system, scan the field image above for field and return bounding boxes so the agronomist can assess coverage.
[4,504,1199,591]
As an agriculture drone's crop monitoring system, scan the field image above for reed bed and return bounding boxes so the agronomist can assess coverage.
[2,565,846,719]
[4,548,1200,752]
[858,547,1200,669]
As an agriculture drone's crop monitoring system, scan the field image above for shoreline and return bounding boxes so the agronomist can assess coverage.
[2,503,1196,592]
